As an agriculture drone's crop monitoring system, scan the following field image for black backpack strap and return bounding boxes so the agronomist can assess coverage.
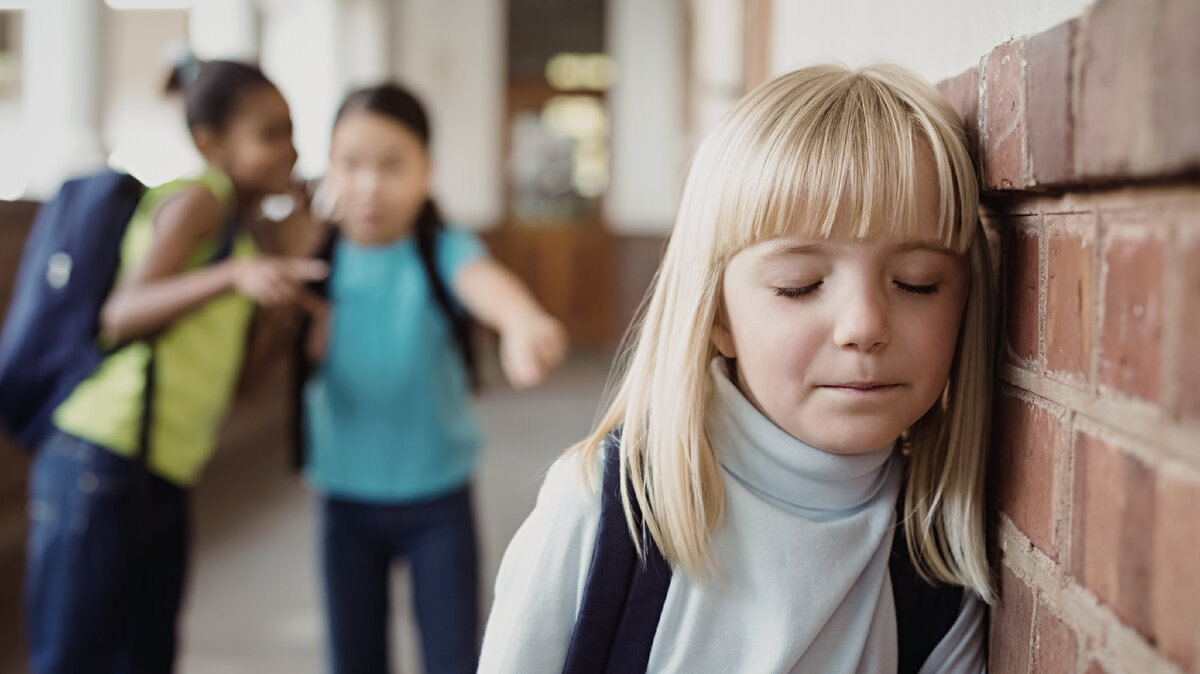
[889,518,966,674]
[411,201,481,391]
[208,211,238,265]
[133,210,238,466]
[565,438,966,674]
[289,228,337,471]
[563,431,671,674]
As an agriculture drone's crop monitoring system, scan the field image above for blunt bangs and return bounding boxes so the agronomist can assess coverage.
[700,64,979,262]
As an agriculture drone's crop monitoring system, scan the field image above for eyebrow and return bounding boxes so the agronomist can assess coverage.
[888,241,960,256]
[758,242,830,260]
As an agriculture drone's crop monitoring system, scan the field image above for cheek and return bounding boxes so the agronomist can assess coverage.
[901,298,966,392]
[727,297,823,383]
[234,144,273,175]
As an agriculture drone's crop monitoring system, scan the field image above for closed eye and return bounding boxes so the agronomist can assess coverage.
[895,281,939,295]
[774,282,822,299]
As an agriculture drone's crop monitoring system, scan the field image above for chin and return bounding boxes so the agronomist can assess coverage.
[794,424,903,455]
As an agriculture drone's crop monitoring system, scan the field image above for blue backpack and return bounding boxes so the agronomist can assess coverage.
[0,171,236,454]
[0,171,147,452]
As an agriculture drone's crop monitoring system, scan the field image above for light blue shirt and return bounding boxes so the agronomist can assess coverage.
[304,227,486,503]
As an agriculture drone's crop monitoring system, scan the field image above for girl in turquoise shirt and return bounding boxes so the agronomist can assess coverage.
[300,84,567,674]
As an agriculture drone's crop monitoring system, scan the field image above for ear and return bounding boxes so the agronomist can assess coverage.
[191,125,224,164]
[710,307,737,359]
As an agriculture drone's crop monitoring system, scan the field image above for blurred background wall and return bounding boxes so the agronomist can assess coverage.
[0,1,1196,672]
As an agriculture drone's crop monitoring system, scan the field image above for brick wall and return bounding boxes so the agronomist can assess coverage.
[937,0,1200,672]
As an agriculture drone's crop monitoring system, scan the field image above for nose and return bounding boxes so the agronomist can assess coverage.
[832,281,891,352]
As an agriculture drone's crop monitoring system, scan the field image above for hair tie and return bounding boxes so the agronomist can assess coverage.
[164,40,202,89]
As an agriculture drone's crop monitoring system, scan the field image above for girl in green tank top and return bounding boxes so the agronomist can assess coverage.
[24,58,327,674]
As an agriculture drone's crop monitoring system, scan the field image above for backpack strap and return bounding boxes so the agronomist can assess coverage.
[565,434,968,674]
[563,431,671,674]
[131,209,239,548]
[289,227,337,471]
[413,212,480,391]
[890,518,966,674]
[133,209,239,465]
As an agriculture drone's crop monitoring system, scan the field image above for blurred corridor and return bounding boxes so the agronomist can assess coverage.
[2,351,613,674]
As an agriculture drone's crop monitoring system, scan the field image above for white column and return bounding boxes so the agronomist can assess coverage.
[189,0,259,61]
[260,0,342,178]
[22,0,107,197]
[605,0,685,235]
[339,0,390,88]
[393,0,503,229]
[690,0,743,135]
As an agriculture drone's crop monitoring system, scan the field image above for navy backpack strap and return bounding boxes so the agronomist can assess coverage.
[889,518,966,674]
[132,209,237,465]
[563,438,965,674]
[563,431,671,674]
[208,210,238,265]
[289,228,337,471]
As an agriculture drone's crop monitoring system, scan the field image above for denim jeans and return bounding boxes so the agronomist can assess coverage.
[23,429,190,674]
[320,485,479,674]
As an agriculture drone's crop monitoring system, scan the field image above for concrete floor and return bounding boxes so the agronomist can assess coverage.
[176,351,612,674]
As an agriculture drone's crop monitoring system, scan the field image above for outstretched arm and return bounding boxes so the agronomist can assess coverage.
[453,258,568,388]
[99,186,327,344]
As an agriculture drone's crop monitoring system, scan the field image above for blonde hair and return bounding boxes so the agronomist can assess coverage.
[571,63,996,603]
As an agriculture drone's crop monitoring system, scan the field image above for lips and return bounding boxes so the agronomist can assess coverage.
[830,382,897,390]
[819,382,903,394]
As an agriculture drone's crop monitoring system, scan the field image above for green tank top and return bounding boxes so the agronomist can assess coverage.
[53,166,257,486]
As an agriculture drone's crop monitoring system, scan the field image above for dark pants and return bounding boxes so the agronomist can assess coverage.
[320,485,480,674]
[23,429,190,674]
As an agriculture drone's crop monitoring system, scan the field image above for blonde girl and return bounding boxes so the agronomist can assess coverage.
[479,63,996,673]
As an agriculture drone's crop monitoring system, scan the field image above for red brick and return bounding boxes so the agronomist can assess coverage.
[1071,432,1156,637]
[1117,455,1155,637]
[982,217,1003,281]
[982,41,1028,190]
[1045,218,1094,380]
[1151,473,1200,669]
[1005,225,1040,363]
[995,393,1061,557]
[1033,605,1078,674]
[992,564,1035,674]
[1180,234,1200,422]
[1025,19,1076,186]
[937,67,981,169]
[1076,0,1158,179]
[1154,0,1200,175]
[1099,229,1164,402]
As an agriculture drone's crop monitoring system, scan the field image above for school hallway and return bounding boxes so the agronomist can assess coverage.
[163,351,607,674]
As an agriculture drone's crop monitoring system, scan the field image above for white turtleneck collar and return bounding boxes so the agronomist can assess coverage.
[707,358,897,519]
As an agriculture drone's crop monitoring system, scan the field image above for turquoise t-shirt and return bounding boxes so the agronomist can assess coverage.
[304,227,486,503]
